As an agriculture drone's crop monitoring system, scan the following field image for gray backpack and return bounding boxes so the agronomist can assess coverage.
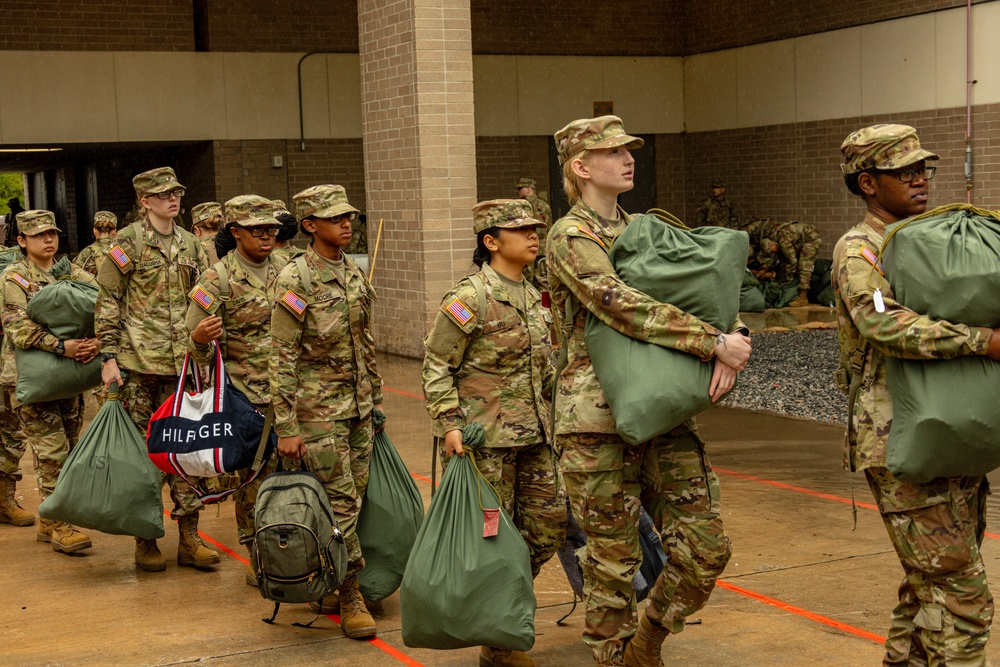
[252,467,348,625]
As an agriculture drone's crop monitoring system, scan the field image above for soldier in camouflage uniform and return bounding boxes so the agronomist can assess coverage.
[96,167,219,573]
[270,184,381,639]
[269,200,305,263]
[191,201,223,265]
[1,210,99,553]
[548,116,751,667]
[743,218,821,307]
[186,194,287,586]
[834,124,1000,666]
[422,198,566,667]
[73,211,118,276]
[516,178,553,292]
[695,180,739,229]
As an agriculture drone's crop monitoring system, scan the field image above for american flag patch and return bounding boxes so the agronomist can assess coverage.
[191,286,215,311]
[860,245,884,275]
[577,225,606,248]
[281,290,307,316]
[108,245,131,270]
[446,298,473,325]
[10,273,29,290]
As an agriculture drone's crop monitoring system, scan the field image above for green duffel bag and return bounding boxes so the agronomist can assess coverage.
[584,213,748,445]
[882,204,1000,481]
[400,423,535,651]
[14,261,101,405]
[739,270,766,313]
[38,384,164,539]
[356,409,424,602]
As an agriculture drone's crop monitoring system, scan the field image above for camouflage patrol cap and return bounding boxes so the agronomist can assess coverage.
[132,166,185,198]
[554,115,644,166]
[224,195,279,227]
[473,199,544,235]
[191,202,223,226]
[517,178,537,190]
[711,179,726,188]
[840,124,939,175]
[293,184,360,222]
[271,199,290,216]
[16,210,61,236]
[93,210,118,230]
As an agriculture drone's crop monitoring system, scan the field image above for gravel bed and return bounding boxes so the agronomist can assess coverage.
[719,329,847,425]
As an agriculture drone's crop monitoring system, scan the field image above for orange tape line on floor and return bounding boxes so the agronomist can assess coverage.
[382,386,425,401]
[716,580,886,644]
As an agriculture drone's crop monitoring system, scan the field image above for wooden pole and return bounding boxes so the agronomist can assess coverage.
[368,217,385,282]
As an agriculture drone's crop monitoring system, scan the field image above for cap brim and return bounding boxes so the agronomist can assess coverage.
[588,134,645,152]
[23,224,61,236]
[232,216,280,227]
[144,179,186,194]
[495,217,546,229]
[875,148,940,170]
[312,203,360,219]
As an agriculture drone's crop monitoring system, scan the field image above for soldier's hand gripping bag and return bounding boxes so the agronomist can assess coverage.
[584,214,748,444]
[15,259,102,404]
[882,204,1000,481]
[38,384,164,539]
[356,409,424,602]
[400,423,535,651]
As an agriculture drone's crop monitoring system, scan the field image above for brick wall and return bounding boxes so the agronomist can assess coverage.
[653,133,689,219]
[475,135,550,202]
[0,0,194,51]
[684,0,978,54]
[201,0,358,53]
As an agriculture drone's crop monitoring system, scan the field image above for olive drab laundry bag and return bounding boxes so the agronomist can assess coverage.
[584,213,748,445]
[38,384,164,539]
[400,423,535,651]
[356,409,424,602]
[881,204,1000,481]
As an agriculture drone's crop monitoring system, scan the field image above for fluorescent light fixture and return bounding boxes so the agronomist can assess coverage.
[0,148,63,153]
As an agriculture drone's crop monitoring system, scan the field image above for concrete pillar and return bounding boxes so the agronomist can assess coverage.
[358,0,477,358]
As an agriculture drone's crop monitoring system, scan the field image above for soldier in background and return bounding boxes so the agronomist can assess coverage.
[834,124,1000,665]
[743,218,821,307]
[547,116,750,667]
[344,212,368,255]
[516,178,552,292]
[270,184,381,639]
[269,199,305,262]
[186,195,288,586]
[191,201,223,264]
[695,180,739,229]
[96,167,218,573]
[73,211,118,276]
[422,198,565,667]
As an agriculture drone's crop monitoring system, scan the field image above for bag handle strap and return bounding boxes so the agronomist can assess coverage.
[212,342,228,412]
[171,353,204,415]
[251,404,275,474]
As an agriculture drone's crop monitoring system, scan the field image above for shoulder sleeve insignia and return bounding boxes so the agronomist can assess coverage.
[108,244,132,271]
[280,289,307,316]
[576,225,606,248]
[190,286,215,311]
[9,273,30,290]
[445,298,474,326]
[859,244,884,276]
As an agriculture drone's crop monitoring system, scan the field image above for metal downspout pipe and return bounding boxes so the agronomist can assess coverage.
[965,0,974,203]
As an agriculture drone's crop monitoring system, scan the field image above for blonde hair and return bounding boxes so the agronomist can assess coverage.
[561,148,591,204]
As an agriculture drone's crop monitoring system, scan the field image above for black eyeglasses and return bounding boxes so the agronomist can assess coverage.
[893,166,936,183]
[243,226,279,238]
[152,188,186,200]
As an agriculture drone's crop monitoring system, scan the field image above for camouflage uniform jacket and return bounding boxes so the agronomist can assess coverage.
[269,246,381,438]
[271,246,306,263]
[185,251,289,406]
[200,234,220,265]
[0,259,97,386]
[546,200,723,436]
[422,262,553,447]
[525,194,553,255]
[95,221,208,376]
[696,197,739,228]
[831,212,991,472]
[72,237,113,277]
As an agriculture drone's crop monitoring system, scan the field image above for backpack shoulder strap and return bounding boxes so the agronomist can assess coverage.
[294,254,311,297]
[466,271,488,323]
[130,221,145,261]
[214,259,231,302]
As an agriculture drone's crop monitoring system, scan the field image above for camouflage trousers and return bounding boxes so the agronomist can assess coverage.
[16,395,84,501]
[866,467,992,667]
[0,387,26,483]
[121,371,204,520]
[776,223,821,290]
[234,456,279,547]
[440,440,567,578]
[296,414,374,576]
[557,428,731,664]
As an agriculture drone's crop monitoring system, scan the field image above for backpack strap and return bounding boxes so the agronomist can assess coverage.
[294,254,311,297]
[131,221,145,263]
[214,259,231,302]
[466,272,488,323]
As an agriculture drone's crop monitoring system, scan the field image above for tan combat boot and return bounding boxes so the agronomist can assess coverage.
[479,646,536,667]
[46,520,93,553]
[623,614,669,667]
[135,537,166,571]
[308,591,340,615]
[177,514,220,568]
[337,574,376,638]
[0,476,34,526]
[787,289,809,307]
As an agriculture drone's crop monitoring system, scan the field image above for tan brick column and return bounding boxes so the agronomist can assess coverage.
[358,0,477,358]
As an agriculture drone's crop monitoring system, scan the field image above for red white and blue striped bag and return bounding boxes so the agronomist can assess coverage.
[146,343,275,503]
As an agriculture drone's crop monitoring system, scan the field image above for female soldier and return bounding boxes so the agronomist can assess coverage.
[546,116,751,667]
[422,199,567,667]
[1,210,99,554]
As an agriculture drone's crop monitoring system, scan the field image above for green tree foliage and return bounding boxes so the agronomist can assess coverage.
[0,174,25,215]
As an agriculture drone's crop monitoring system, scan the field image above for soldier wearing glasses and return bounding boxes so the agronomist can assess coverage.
[96,166,218,574]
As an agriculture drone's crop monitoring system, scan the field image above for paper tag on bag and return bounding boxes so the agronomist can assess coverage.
[873,289,885,313]
[483,509,500,538]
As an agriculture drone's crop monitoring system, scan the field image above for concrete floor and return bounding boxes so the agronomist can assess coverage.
[2,353,999,666]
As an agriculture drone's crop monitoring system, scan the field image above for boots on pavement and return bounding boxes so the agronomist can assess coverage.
[337,574,376,638]
[0,476,33,526]
[309,591,341,615]
[623,614,669,667]
[479,646,536,667]
[135,537,166,571]
[37,518,92,554]
[787,288,810,307]
[177,514,220,569]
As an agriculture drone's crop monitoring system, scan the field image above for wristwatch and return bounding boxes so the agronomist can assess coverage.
[101,352,117,363]
[53,340,65,357]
